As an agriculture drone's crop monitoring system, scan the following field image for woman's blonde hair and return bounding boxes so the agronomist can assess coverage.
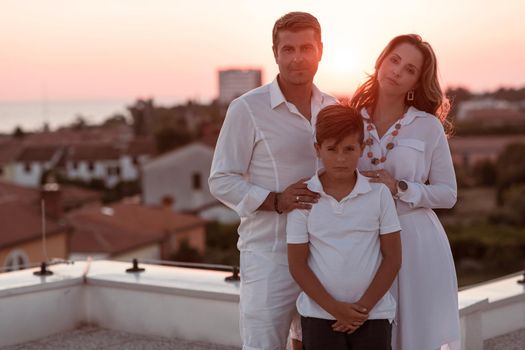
[350,34,452,132]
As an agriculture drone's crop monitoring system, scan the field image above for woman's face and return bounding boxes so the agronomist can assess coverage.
[377,42,424,97]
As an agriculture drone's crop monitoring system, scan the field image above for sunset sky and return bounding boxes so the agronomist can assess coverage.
[1,0,524,103]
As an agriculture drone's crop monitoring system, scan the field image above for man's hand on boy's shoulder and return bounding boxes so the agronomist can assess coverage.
[278,178,320,213]
[331,302,369,333]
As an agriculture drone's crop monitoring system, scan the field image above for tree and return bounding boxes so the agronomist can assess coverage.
[103,114,128,127]
[446,86,472,119]
[71,115,88,130]
[491,87,525,102]
[496,143,525,204]
[471,159,497,187]
[154,127,192,154]
[13,125,25,138]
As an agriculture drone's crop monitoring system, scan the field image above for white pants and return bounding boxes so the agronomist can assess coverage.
[240,251,301,350]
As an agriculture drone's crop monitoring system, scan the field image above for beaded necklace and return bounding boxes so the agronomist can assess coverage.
[363,112,405,165]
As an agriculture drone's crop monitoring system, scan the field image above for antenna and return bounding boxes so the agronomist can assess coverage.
[41,199,49,262]
[34,199,53,276]
[41,80,49,131]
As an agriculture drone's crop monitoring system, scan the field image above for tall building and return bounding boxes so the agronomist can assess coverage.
[218,69,262,105]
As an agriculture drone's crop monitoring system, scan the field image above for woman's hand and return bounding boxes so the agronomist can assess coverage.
[362,169,397,195]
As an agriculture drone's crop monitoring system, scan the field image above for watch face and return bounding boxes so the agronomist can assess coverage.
[398,180,408,191]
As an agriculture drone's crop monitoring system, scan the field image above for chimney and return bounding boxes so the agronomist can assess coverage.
[162,195,175,209]
[41,181,62,220]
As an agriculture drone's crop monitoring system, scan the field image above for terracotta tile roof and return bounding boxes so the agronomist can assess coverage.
[0,197,66,248]
[60,185,103,211]
[67,144,121,161]
[0,140,22,164]
[0,181,106,249]
[125,137,156,156]
[0,181,39,204]
[22,125,133,146]
[16,146,62,162]
[68,214,157,254]
[67,202,206,255]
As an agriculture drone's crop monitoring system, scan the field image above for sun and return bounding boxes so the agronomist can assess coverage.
[323,45,360,74]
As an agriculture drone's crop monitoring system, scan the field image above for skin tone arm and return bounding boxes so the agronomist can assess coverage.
[332,231,402,332]
[258,179,320,213]
[288,243,369,332]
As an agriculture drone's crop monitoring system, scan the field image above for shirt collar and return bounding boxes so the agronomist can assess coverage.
[360,106,429,126]
[269,76,324,110]
[270,78,287,109]
[401,106,430,125]
[306,168,372,200]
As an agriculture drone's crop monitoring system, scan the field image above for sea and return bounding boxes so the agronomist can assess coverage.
[0,97,187,134]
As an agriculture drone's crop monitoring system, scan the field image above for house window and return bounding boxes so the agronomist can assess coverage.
[4,249,29,272]
[24,162,32,173]
[132,156,139,165]
[72,161,78,170]
[192,172,201,190]
[88,162,95,172]
[107,166,121,176]
[0,166,3,176]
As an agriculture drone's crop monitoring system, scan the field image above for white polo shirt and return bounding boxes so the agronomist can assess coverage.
[209,78,336,256]
[287,170,401,320]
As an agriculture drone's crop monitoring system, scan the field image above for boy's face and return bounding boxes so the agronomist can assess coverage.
[315,133,364,181]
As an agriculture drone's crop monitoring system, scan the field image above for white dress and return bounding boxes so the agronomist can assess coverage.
[358,107,460,350]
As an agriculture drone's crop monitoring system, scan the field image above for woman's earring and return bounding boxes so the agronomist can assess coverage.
[407,89,415,101]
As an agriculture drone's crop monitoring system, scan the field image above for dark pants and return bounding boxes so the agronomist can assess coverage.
[301,317,392,350]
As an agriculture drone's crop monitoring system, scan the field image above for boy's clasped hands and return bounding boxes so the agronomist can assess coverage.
[332,302,369,334]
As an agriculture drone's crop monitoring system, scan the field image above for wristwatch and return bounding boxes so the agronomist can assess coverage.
[395,180,408,198]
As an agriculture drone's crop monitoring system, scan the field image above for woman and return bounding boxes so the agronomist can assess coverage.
[350,34,460,350]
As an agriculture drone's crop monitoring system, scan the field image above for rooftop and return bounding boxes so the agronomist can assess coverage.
[16,145,62,162]
[0,325,239,350]
[0,260,241,349]
[67,202,207,255]
[0,260,524,349]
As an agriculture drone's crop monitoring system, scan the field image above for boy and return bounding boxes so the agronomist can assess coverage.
[287,104,402,349]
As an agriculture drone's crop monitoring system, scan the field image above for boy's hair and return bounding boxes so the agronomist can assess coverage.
[272,12,321,47]
[316,104,364,146]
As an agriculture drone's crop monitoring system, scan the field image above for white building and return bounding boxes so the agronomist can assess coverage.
[0,140,22,183]
[12,146,64,188]
[218,69,262,105]
[65,145,122,188]
[142,142,238,223]
[65,140,152,188]
[456,98,518,121]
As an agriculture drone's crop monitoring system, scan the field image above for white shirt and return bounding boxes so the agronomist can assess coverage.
[359,106,457,216]
[287,171,401,320]
[209,78,337,255]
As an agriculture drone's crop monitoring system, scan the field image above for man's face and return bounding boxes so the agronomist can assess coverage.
[273,29,323,86]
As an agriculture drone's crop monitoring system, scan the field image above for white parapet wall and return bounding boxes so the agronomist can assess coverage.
[0,260,241,348]
[459,271,525,349]
[1,261,524,349]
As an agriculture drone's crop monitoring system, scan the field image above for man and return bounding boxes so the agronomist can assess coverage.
[209,12,336,350]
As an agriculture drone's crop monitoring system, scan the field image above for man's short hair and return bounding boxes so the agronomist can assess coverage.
[272,12,322,47]
[316,104,364,146]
